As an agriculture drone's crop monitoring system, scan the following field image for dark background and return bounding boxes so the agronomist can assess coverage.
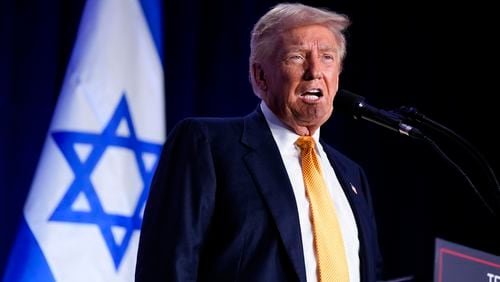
[1,0,499,281]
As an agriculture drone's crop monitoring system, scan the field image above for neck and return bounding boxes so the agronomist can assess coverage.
[290,125,318,136]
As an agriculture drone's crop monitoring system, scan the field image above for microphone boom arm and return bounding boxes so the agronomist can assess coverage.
[334,89,500,217]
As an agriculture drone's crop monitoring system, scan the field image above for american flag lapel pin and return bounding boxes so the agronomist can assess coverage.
[350,183,358,195]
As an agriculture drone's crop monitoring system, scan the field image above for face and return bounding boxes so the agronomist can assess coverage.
[256,24,341,135]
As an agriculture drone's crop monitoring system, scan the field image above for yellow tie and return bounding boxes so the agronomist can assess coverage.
[295,136,349,282]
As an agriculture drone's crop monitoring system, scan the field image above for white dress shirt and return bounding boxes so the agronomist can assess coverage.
[260,102,360,282]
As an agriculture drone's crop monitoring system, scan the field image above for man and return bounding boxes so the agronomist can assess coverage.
[136,3,382,282]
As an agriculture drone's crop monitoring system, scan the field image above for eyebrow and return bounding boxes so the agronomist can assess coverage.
[285,44,338,53]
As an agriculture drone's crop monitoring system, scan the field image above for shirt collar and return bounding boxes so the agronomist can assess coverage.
[260,101,321,154]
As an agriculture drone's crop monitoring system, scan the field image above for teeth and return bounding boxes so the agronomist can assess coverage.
[307,89,321,93]
[302,95,319,101]
[299,88,322,100]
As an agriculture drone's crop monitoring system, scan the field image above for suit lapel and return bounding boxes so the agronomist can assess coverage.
[241,108,306,282]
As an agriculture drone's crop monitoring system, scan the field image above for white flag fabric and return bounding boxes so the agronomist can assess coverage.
[3,0,165,281]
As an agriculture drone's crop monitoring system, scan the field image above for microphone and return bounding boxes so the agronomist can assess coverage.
[334,89,425,139]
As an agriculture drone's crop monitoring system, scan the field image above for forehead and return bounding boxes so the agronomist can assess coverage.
[278,24,338,49]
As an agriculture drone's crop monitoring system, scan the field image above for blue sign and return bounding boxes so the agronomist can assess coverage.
[434,238,500,282]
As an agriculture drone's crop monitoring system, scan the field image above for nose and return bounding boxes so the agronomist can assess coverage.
[303,56,322,80]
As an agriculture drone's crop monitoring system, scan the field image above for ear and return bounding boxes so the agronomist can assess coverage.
[252,63,268,92]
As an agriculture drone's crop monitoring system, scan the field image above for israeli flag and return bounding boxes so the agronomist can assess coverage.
[3,0,164,281]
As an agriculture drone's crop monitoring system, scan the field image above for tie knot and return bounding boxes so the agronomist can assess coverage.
[295,135,316,150]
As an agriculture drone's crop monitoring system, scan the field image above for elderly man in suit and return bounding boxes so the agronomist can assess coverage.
[136,3,382,282]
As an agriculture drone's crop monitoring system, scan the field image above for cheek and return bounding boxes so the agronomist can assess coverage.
[280,63,304,81]
[270,71,302,101]
[327,73,340,92]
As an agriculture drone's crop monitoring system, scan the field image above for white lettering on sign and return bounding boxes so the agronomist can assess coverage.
[487,273,500,282]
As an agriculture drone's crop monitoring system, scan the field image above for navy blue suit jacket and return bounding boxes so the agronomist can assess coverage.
[136,108,382,281]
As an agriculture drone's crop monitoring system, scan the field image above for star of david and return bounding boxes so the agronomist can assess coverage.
[49,93,163,269]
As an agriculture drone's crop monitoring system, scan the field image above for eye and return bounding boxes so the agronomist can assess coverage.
[286,54,305,63]
[322,54,335,62]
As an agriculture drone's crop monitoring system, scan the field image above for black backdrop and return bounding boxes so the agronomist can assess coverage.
[1,0,499,280]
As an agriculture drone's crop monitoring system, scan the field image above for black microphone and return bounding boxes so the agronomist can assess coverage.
[334,89,425,139]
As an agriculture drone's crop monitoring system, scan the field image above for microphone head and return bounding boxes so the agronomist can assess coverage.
[333,89,365,117]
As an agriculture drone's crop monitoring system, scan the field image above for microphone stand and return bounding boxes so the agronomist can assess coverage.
[396,106,500,218]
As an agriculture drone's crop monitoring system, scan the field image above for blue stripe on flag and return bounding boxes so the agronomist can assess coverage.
[2,218,55,282]
[140,0,163,60]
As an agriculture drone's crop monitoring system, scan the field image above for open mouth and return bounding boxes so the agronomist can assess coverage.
[299,88,323,102]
